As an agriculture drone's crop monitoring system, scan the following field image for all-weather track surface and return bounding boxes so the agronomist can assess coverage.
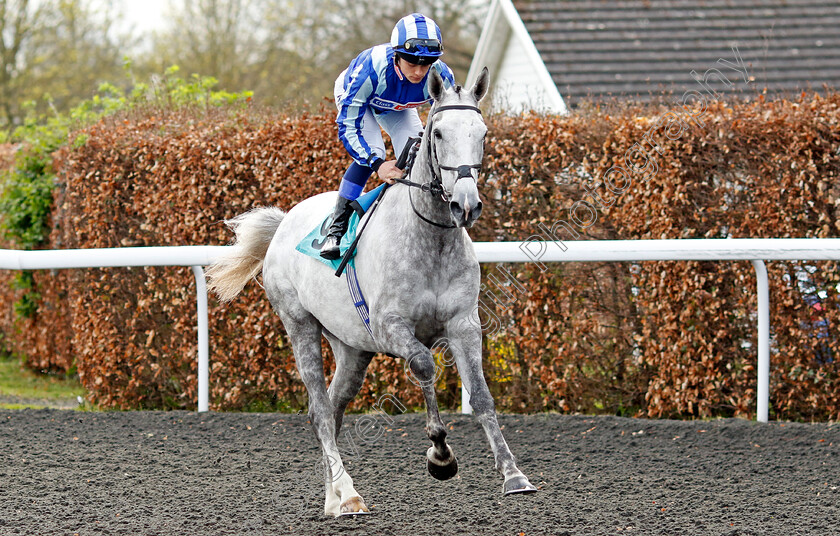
[0,410,838,536]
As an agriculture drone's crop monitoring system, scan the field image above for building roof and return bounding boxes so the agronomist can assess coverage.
[514,0,840,103]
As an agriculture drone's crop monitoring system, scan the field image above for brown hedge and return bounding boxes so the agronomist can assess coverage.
[2,93,839,419]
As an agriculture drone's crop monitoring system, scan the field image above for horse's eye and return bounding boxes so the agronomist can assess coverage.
[434,129,442,140]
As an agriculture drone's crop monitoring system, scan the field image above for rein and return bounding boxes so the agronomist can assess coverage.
[394,103,483,228]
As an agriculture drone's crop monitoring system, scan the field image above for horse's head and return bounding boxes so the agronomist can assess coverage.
[426,67,490,228]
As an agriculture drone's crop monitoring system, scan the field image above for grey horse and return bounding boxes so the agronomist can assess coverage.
[206,67,537,517]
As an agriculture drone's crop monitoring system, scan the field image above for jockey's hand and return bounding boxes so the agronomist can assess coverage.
[376,160,403,184]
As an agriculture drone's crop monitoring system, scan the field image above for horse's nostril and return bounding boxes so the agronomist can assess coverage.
[471,201,483,221]
[449,201,464,221]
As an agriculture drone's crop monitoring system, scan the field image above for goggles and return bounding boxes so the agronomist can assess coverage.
[395,38,444,55]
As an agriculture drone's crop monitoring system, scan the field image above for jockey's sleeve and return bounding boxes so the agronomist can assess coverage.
[336,59,381,168]
[336,55,458,167]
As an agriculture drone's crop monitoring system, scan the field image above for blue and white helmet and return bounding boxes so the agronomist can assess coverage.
[390,13,444,65]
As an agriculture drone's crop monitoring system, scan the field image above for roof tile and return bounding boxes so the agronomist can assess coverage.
[513,0,840,102]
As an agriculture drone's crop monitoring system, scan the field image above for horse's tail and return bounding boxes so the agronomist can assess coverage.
[206,207,286,302]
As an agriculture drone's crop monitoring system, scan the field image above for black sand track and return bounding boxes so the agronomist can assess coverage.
[1,409,838,535]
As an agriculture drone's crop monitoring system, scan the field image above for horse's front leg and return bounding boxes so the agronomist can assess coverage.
[375,314,458,481]
[446,313,538,495]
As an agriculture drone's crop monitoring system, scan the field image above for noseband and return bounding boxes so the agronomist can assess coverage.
[393,103,484,229]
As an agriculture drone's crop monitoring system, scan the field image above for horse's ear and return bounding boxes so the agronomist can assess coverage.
[428,68,445,101]
[471,66,490,102]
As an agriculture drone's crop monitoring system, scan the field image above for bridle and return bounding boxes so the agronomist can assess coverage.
[393,103,484,228]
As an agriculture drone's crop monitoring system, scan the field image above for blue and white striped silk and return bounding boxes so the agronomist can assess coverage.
[334,44,455,167]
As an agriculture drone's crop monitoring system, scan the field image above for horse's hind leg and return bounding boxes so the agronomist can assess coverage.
[279,312,369,517]
[446,315,537,495]
[325,334,375,436]
[375,315,458,481]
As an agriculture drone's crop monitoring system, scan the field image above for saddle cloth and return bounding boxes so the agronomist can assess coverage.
[294,183,386,271]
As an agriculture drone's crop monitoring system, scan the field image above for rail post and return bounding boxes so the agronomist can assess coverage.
[191,265,210,412]
[752,260,770,423]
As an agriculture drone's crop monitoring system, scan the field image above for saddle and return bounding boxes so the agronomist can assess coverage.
[294,183,387,272]
[294,135,422,274]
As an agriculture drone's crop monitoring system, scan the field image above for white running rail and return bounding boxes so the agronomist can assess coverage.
[2,238,839,421]
[472,238,840,422]
[0,246,228,412]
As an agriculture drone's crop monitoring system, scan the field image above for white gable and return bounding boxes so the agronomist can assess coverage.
[493,32,555,113]
[467,0,567,115]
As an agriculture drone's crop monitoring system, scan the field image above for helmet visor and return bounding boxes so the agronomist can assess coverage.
[396,51,437,66]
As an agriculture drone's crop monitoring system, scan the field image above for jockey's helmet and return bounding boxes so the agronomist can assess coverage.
[391,13,444,66]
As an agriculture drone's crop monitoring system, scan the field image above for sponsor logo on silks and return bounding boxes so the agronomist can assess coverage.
[370,97,430,112]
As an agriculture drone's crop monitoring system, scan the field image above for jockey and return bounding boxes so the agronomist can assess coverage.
[320,12,456,260]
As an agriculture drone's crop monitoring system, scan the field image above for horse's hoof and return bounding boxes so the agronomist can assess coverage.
[338,496,370,516]
[503,475,538,495]
[427,455,459,481]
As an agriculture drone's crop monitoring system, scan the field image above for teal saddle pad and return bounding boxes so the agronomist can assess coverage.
[294,184,386,271]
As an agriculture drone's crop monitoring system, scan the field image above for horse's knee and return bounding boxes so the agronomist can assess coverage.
[469,390,495,416]
[406,351,437,384]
